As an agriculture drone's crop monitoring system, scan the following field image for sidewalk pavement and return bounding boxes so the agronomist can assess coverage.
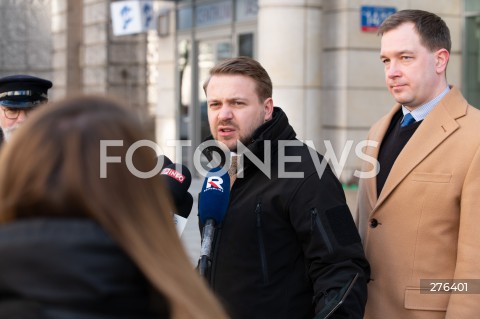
[180,178,358,265]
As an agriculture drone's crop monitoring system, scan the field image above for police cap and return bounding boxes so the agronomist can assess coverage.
[0,74,53,108]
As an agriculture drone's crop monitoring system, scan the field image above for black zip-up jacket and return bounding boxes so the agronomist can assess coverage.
[0,219,169,319]
[203,107,370,319]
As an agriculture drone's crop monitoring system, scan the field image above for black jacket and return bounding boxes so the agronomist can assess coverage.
[0,218,169,319]
[203,107,370,319]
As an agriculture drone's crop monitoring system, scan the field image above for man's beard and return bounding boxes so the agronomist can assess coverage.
[2,123,22,141]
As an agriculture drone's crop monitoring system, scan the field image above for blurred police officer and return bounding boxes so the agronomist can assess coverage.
[0,74,52,142]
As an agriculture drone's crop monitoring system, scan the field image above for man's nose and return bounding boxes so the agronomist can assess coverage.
[386,61,401,78]
[218,106,233,120]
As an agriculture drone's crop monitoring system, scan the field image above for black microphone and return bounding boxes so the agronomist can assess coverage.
[198,167,230,277]
[172,193,193,235]
[160,163,193,235]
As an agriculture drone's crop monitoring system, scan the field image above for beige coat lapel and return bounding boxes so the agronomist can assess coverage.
[374,86,467,211]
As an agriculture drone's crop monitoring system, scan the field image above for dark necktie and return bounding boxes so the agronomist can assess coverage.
[401,113,416,127]
[228,156,238,189]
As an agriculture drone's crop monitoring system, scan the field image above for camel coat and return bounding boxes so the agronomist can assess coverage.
[356,86,480,319]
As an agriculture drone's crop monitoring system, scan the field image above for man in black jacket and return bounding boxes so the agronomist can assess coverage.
[200,56,370,319]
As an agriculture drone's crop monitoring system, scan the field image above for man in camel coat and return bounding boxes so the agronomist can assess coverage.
[356,9,480,319]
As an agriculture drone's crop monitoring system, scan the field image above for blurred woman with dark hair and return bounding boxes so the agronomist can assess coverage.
[0,95,228,319]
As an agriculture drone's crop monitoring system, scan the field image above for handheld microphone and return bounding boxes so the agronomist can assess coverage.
[198,167,230,277]
[172,192,193,235]
[160,163,193,235]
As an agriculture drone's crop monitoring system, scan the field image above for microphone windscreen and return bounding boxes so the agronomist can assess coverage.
[199,167,230,224]
[161,164,193,217]
[158,155,173,170]
[176,192,193,219]
[161,163,192,195]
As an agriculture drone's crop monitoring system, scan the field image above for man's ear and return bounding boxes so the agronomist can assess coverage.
[264,97,274,121]
[435,48,449,74]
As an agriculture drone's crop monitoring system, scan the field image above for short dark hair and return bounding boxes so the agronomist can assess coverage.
[203,56,272,103]
[378,9,451,53]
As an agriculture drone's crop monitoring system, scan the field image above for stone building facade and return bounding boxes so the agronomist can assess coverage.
[1,0,479,182]
[0,0,52,82]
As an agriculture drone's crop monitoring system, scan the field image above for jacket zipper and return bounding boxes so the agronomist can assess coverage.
[256,202,269,284]
[311,208,334,254]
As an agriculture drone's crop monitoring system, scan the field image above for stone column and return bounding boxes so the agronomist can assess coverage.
[257,0,323,146]
[148,2,177,162]
[82,0,109,95]
[51,0,68,99]
[321,0,388,183]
